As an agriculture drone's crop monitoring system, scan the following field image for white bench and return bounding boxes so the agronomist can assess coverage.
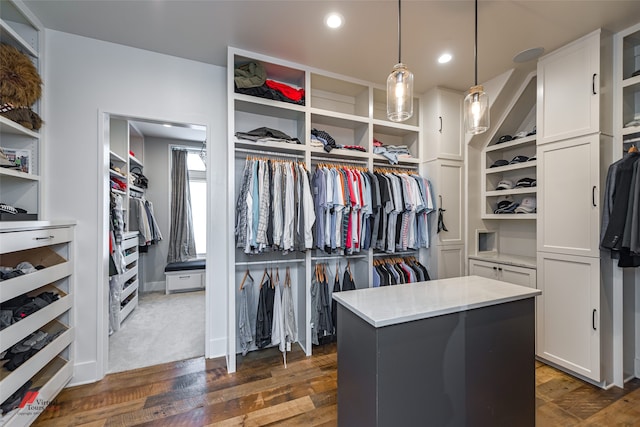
[164,259,205,294]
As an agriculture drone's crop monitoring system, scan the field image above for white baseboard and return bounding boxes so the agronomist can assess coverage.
[142,280,165,293]
[207,336,226,359]
[69,359,100,387]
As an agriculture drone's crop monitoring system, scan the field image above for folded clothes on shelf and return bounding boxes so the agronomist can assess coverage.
[372,138,412,165]
[236,127,301,144]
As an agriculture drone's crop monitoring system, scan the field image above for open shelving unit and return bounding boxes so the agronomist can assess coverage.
[226,47,424,373]
[0,0,44,221]
[0,221,75,426]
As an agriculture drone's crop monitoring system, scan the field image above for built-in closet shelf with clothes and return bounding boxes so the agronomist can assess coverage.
[107,119,154,332]
[481,73,538,220]
[0,221,76,426]
[227,46,431,373]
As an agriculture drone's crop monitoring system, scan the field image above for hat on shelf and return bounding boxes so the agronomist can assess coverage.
[515,197,537,213]
[513,131,528,139]
[496,179,514,190]
[490,159,509,168]
[509,155,529,164]
[515,177,536,188]
[496,135,513,144]
[494,195,519,214]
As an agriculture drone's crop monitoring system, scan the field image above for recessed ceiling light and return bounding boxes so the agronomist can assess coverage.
[513,47,545,63]
[438,53,452,64]
[325,13,344,29]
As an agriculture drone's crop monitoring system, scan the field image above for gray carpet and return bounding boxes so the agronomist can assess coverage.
[108,290,205,373]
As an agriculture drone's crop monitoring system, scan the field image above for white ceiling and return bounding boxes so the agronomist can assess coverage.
[24,0,640,139]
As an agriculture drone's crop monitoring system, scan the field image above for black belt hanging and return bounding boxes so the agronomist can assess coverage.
[437,195,448,233]
[437,207,448,233]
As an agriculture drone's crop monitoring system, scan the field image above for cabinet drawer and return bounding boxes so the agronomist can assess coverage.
[0,323,74,404]
[166,272,204,292]
[122,236,138,251]
[0,227,73,254]
[0,287,71,353]
[124,251,138,266]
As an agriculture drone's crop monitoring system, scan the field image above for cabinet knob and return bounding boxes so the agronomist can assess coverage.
[34,235,54,240]
[592,73,597,95]
[438,116,443,133]
[493,266,497,270]
[592,309,597,330]
[498,267,502,271]
[592,186,597,207]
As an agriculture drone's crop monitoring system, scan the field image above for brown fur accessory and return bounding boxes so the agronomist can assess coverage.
[0,104,42,130]
[0,43,42,107]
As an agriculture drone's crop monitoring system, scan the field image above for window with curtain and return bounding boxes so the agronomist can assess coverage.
[186,151,207,255]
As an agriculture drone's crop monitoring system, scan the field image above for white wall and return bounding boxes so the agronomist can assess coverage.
[43,30,228,385]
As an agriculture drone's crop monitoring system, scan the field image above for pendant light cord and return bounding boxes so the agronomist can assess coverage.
[398,0,402,64]
[474,0,478,86]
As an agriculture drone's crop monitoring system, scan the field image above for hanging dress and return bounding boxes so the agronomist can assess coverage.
[271,269,285,351]
[331,263,341,336]
[238,270,254,356]
[282,267,298,348]
[255,270,275,349]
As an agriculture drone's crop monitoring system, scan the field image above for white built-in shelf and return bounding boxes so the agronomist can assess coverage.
[485,161,537,174]
[0,116,39,137]
[622,125,640,136]
[0,19,38,57]
[482,214,537,220]
[621,74,640,88]
[129,155,143,167]
[234,139,306,155]
[484,135,536,152]
[486,188,537,197]
[0,167,39,181]
[109,169,126,179]
[109,150,126,163]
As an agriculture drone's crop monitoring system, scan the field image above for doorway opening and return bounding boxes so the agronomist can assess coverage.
[103,114,208,374]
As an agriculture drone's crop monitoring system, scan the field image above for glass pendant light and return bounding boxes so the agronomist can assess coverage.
[387,0,413,122]
[464,0,489,134]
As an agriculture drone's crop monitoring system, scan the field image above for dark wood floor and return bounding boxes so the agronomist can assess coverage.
[31,343,640,426]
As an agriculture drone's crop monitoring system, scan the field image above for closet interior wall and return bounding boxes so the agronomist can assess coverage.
[227,47,427,373]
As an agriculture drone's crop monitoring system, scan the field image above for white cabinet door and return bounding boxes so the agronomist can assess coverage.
[469,259,537,288]
[468,259,498,279]
[500,264,537,289]
[536,252,600,381]
[423,87,463,161]
[537,30,601,144]
[424,160,464,246]
[436,245,464,279]
[537,135,600,257]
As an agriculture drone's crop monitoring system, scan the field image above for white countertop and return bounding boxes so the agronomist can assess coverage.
[332,275,541,328]
[0,220,77,232]
[468,253,537,269]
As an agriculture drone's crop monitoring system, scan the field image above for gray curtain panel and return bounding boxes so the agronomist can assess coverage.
[167,149,197,263]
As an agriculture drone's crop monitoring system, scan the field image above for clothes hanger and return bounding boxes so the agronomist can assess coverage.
[260,268,267,289]
[239,270,249,291]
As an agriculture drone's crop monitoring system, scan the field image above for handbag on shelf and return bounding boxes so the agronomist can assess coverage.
[130,166,148,189]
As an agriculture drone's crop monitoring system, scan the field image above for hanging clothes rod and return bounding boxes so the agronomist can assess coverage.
[235,258,305,267]
[373,250,418,257]
[311,155,368,166]
[235,148,305,159]
[311,254,368,261]
[373,162,419,170]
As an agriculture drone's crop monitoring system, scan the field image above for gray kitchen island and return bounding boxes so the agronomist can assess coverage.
[332,275,541,427]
